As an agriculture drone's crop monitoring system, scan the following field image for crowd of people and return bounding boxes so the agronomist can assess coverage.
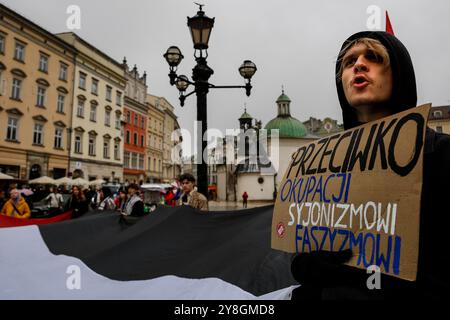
[0,173,210,220]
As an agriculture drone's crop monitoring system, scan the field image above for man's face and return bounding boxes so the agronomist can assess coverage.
[181,179,194,193]
[341,43,393,110]
[10,189,19,200]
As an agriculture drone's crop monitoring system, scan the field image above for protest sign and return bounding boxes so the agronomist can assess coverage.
[272,104,431,280]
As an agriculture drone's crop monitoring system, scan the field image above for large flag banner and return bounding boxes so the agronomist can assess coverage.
[272,104,431,281]
[0,205,298,300]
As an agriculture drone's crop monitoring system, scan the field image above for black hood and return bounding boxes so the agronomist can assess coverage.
[336,31,417,129]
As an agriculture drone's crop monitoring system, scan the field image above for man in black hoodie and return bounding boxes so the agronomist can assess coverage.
[291,31,450,299]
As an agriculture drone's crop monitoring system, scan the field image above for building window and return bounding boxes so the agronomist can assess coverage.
[124,152,130,168]
[79,72,86,89]
[134,114,138,126]
[133,133,138,145]
[33,123,44,145]
[115,113,121,129]
[14,42,25,61]
[138,154,144,170]
[0,33,5,54]
[11,78,22,100]
[141,117,145,129]
[126,111,131,123]
[436,126,443,133]
[39,54,49,73]
[114,142,120,160]
[90,104,97,122]
[59,63,68,81]
[126,130,130,144]
[106,85,112,101]
[74,135,82,153]
[116,91,122,106]
[103,141,110,159]
[88,136,96,156]
[105,110,111,126]
[6,117,18,141]
[36,86,46,107]
[131,153,137,169]
[153,158,156,171]
[57,94,65,113]
[54,128,63,149]
[91,78,98,95]
[159,160,161,172]
[77,99,85,118]
[140,135,144,147]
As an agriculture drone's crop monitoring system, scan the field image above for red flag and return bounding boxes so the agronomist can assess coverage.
[386,11,395,35]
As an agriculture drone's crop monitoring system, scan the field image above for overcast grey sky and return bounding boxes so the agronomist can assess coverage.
[2,0,450,150]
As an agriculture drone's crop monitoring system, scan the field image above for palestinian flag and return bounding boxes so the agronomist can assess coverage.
[0,206,298,300]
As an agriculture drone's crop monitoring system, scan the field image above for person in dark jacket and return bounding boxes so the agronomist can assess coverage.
[65,185,89,219]
[291,31,450,299]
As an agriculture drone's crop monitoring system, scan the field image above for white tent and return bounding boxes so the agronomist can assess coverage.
[71,178,89,186]
[0,172,14,180]
[29,176,56,185]
[55,177,73,185]
[89,179,106,186]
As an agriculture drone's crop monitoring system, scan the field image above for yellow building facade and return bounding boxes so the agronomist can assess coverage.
[145,94,165,182]
[0,4,76,180]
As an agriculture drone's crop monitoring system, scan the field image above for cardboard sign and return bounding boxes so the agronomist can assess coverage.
[272,104,431,281]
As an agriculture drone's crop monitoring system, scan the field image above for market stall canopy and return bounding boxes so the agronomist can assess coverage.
[55,177,73,185]
[0,172,14,180]
[29,176,57,185]
[89,179,106,186]
[71,178,89,186]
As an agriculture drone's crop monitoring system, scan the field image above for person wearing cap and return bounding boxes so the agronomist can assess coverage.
[291,31,450,299]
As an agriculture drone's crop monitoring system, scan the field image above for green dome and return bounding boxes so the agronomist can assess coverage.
[239,110,253,120]
[276,93,291,103]
[265,116,308,138]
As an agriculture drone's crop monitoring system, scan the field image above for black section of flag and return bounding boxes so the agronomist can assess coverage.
[39,205,297,296]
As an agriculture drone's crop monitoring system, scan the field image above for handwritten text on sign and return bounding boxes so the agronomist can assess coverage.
[272,104,431,281]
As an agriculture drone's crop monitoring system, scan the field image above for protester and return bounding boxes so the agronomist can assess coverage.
[122,183,144,217]
[0,190,7,212]
[177,173,208,211]
[98,187,116,211]
[43,186,64,213]
[242,191,249,208]
[0,188,31,219]
[90,186,102,210]
[65,185,89,219]
[291,31,450,299]
[115,188,128,213]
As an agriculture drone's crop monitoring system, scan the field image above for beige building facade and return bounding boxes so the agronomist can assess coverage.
[0,4,76,180]
[56,32,126,183]
[157,97,182,183]
[145,94,165,182]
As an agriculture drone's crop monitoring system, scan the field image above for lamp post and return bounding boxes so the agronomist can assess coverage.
[164,4,257,197]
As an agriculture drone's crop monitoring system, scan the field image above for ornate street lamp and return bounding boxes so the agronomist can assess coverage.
[164,4,257,196]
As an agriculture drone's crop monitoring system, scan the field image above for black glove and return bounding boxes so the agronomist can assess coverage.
[291,249,374,299]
